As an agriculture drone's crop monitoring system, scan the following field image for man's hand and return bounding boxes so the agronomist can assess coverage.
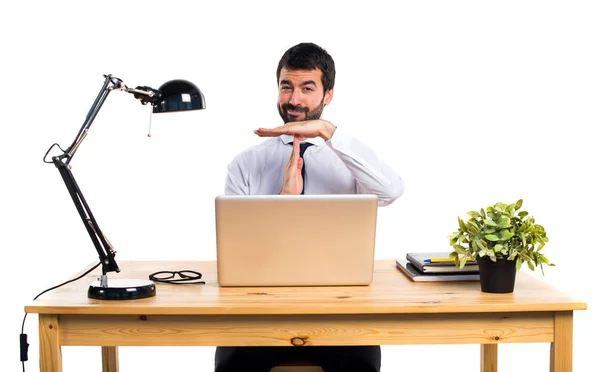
[280,136,304,195]
[255,119,337,141]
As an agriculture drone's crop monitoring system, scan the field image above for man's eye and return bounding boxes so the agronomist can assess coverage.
[303,87,314,92]
[280,86,292,91]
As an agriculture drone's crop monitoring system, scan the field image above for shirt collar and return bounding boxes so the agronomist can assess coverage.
[279,134,325,146]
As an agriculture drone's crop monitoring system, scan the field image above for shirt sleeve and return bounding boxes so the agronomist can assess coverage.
[224,154,249,195]
[325,128,404,206]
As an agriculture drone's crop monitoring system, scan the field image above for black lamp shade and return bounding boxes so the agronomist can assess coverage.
[153,79,206,113]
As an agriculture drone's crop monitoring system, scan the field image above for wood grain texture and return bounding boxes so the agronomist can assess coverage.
[550,311,573,372]
[101,346,119,372]
[25,261,588,316]
[480,344,498,372]
[39,315,62,372]
[58,312,554,346]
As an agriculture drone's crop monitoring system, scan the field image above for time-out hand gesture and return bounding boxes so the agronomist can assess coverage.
[255,119,336,141]
[280,136,304,195]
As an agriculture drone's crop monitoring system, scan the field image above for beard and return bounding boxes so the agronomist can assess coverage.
[278,98,325,123]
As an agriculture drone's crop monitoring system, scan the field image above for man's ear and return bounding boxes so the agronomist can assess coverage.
[324,88,334,105]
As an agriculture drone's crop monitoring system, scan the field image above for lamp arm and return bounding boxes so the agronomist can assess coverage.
[65,75,123,163]
[44,74,126,276]
[53,158,120,275]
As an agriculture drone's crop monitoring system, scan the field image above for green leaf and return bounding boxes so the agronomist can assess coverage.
[485,234,500,241]
[474,239,487,251]
[506,206,515,217]
[484,218,497,226]
[494,244,503,252]
[468,219,480,228]
[459,255,468,269]
[499,230,515,241]
[480,208,487,219]
[538,254,551,265]
[467,211,480,218]
[497,221,511,229]
[453,245,466,254]
[536,240,546,251]
[515,199,523,210]
[494,203,507,213]
[527,260,535,271]
[518,211,528,218]
[483,226,496,234]
[458,217,467,231]
[497,215,511,228]
[516,258,523,271]
[519,251,532,262]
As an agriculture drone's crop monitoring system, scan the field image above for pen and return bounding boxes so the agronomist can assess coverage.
[425,257,473,263]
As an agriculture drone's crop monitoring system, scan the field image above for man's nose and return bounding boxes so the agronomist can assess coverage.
[289,90,302,106]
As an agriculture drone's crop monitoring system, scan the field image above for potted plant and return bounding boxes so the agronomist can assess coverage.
[449,199,553,293]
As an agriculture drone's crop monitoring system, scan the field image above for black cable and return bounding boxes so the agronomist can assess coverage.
[20,261,101,372]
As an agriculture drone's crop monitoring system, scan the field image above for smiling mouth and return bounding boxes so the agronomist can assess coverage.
[282,103,308,117]
[287,109,304,116]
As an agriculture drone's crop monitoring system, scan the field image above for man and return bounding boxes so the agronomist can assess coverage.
[217,42,404,372]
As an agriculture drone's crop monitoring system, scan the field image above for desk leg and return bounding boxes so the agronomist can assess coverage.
[480,344,498,372]
[39,315,62,372]
[102,347,119,372]
[550,311,573,372]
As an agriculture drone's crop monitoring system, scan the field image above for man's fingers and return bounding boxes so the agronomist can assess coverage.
[293,136,300,160]
[280,137,304,195]
[254,121,307,137]
[254,125,288,136]
[283,136,300,170]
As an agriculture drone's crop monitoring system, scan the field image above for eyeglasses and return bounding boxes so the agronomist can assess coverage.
[148,270,205,285]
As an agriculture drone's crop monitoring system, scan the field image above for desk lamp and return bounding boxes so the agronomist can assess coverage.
[43,74,205,300]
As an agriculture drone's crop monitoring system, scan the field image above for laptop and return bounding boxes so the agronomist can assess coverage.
[215,194,378,287]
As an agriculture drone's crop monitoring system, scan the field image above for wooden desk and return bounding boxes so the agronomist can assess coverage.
[25,260,587,372]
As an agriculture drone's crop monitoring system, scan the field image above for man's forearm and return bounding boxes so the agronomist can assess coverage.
[319,120,337,141]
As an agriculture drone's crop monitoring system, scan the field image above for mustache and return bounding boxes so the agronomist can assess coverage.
[281,103,309,113]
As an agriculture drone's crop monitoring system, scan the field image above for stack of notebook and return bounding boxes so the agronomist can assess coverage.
[396,252,480,282]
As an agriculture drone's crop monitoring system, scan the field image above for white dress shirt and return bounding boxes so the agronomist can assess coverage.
[224,128,404,206]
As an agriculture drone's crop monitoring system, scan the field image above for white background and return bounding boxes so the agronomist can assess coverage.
[2,0,598,371]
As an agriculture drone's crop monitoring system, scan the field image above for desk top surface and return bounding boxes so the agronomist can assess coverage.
[25,260,587,315]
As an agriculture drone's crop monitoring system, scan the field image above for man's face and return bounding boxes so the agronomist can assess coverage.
[277,68,333,123]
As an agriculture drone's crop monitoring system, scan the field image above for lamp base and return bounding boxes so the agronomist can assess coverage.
[88,279,156,300]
